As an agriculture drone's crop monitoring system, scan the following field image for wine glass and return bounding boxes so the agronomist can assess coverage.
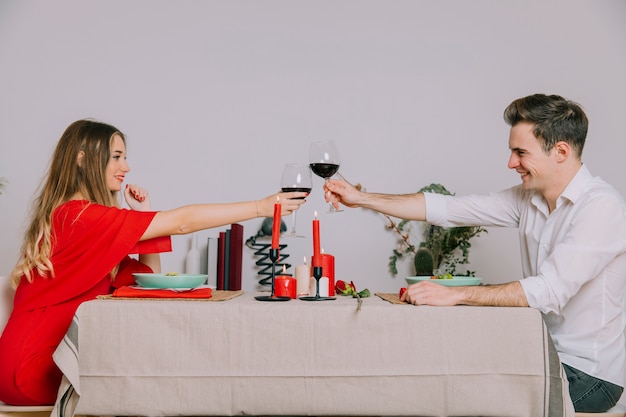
[309,140,342,213]
[280,163,312,237]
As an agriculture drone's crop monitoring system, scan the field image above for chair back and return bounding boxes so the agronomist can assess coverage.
[0,275,14,334]
[0,403,54,417]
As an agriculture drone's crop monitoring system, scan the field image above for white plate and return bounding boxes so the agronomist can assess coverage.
[129,284,214,292]
[405,276,482,287]
[132,273,208,289]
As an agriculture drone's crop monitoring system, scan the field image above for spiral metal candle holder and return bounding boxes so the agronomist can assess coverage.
[254,248,291,302]
[246,239,291,287]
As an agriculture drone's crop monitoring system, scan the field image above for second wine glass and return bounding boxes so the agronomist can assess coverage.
[280,163,312,238]
[309,139,342,213]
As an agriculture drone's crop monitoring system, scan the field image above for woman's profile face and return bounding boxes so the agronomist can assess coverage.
[105,134,130,192]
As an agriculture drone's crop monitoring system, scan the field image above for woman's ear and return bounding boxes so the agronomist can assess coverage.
[76,150,85,167]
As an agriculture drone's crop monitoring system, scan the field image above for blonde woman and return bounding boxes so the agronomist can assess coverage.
[0,119,307,405]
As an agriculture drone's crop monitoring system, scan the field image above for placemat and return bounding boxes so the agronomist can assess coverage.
[97,290,244,302]
[375,292,408,305]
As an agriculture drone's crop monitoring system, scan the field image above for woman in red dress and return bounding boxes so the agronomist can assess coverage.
[0,120,306,405]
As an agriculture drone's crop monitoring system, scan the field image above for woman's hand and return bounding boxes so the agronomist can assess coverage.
[124,184,160,271]
[124,184,152,211]
[257,190,308,217]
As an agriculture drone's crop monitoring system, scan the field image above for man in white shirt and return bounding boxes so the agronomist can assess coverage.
[325,93,626,413]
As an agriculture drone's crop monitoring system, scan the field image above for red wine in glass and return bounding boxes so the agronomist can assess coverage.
[308,140,342,213]
[309,163,339,179]
[281,187,312,199]
[280,164,312,237]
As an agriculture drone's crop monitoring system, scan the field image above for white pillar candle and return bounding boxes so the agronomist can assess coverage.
[309,276,329,297]
[295,257,310,296]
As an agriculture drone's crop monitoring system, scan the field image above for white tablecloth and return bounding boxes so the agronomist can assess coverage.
[53,292,574,417]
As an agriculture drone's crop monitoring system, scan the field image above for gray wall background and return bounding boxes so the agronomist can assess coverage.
[1,0,625,294]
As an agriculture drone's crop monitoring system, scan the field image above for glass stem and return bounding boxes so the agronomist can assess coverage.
[325,178,336,212]
[290,210,298,235]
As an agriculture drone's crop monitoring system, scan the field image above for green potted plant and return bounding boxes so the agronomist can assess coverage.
[386,183,487,277]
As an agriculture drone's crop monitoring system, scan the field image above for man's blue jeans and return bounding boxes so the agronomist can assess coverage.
[563,363,624,412]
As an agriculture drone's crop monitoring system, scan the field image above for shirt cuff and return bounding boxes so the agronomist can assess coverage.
[423,192,448,225]
[518,276,547,311]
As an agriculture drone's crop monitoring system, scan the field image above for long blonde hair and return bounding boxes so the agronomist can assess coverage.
[12,120,125,287]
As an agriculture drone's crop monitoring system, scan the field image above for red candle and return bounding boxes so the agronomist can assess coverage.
[275,275,297,299]
[320,252,335,296]
[312,211,321,266]
[275,265,296,299]
[271,197,281,249]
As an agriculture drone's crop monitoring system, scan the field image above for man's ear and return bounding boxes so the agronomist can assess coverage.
[77,150,85,167]
[554,141,570,162]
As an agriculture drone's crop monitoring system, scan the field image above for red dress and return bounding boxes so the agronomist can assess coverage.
[0,200,171,405]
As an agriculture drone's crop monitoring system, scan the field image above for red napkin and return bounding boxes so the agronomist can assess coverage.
[112,285,212,299]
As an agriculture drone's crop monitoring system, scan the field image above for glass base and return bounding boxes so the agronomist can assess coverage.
[255,295,291,302]
[284,232,306,238]
[299,296,336,301]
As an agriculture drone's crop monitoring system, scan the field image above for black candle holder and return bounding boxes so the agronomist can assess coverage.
[299,265,336,301]
[255,248,291,302]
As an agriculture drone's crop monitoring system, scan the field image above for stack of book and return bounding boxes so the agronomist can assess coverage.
[203,224,243,291]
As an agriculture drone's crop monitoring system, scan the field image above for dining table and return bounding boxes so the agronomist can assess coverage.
[52,290,574,417]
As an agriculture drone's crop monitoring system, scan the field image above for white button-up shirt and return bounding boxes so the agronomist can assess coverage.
[425,164,626,386]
